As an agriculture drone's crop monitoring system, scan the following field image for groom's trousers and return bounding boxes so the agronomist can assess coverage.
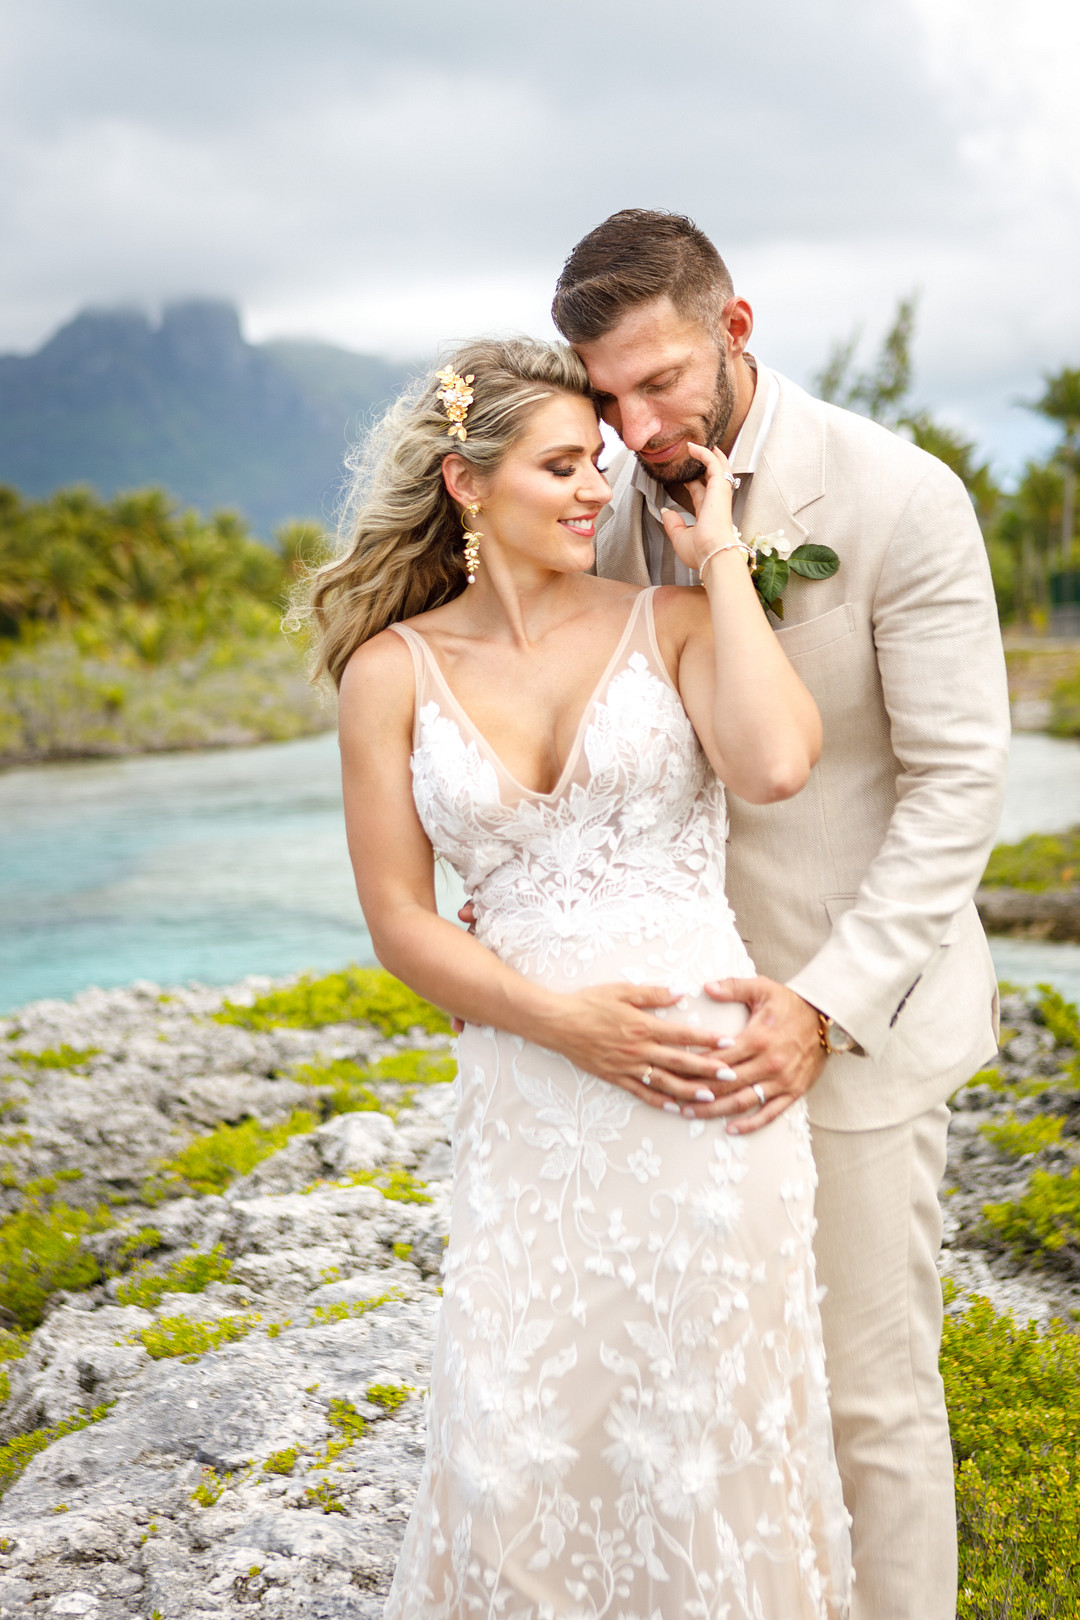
[810,1103,954,1620]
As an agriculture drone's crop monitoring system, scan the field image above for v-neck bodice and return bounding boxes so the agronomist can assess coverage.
[391,588,750,994]
[391,589,660,804]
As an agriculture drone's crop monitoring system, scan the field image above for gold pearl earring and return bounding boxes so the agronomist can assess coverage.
[461,503,481,584]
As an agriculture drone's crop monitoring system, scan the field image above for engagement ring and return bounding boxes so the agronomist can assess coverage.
[751,1083,767,1107]
[641,1066,653,1086]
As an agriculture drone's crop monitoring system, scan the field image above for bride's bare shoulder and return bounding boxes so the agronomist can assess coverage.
[339,626,415,722]
[650,583,708,629]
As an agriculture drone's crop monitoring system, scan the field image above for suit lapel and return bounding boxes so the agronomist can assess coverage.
[740,374,827,550]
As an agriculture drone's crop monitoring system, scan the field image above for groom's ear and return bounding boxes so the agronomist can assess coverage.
[441,453,485,510]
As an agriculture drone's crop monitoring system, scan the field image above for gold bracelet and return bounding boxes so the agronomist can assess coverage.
[698,538,750,582]
[816,1011,830,1052]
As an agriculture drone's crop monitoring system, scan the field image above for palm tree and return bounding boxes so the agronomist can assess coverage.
[1027,367,1080,568]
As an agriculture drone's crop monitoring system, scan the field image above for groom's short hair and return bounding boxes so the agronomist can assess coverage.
[552,210,733,344]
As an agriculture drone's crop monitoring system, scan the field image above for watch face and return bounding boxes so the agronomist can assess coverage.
[827,1022,857,1055]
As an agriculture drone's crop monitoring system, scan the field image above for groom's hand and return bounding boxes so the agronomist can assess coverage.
[701,977,825,1133]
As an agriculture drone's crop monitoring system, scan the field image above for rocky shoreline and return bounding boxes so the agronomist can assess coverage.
[0,974,1077,1618]
[976,884,1080,942]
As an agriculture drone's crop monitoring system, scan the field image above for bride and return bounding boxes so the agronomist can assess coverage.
[304,338,852,1618]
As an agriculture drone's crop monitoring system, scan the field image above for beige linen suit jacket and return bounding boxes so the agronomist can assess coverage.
[595,366,1011,1131]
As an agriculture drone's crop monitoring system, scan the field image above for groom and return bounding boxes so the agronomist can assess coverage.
[551,211,1010,1619]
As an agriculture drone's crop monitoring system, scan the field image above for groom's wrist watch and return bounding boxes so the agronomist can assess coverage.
[815,1011,860,1056]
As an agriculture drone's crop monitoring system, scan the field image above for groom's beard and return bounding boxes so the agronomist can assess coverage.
[640,356,736,488]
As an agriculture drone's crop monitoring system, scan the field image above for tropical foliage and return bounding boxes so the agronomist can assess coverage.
[815,302,1080,638]
[0,483,315,658]
[0,484,328,761]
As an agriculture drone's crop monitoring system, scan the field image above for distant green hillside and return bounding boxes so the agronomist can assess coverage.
[0,302,417,537]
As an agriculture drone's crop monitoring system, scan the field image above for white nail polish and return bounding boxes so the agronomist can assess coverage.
[715,1037,735,1050]
[663,1101,680,1114]
[715,1065,737,1081]
[694,1088,714,1102]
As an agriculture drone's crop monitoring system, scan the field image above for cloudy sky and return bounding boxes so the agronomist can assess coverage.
[2,0,1077,474]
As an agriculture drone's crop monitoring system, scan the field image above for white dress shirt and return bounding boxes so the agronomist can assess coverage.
[635,362,781,587]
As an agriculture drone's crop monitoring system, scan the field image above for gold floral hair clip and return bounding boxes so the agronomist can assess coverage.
[435,365,475,441]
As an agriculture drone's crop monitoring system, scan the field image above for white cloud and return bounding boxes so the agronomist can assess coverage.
[0,0,1077,471]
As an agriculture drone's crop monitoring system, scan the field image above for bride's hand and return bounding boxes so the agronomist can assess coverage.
[660,440,738,574]
[538,982,737,1113]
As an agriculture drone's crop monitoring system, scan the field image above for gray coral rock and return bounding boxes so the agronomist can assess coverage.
[1,975,1078,1616]
[0,975,452,1617]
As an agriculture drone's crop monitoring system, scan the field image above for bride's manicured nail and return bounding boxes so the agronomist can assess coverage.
[715,1065,737,1082]
[694,1088,715,1102]
[714,1037,735,1050]
[662,1101,680,1114]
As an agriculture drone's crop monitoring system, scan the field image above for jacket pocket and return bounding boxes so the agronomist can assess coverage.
[774,602,857,658]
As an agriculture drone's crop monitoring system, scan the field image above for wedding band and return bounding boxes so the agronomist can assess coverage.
[641,1066,653,1086]
[751,1083,767,1107]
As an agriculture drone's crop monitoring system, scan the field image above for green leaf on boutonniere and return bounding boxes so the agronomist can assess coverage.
[754,554,789,604]
[788,543,840,580]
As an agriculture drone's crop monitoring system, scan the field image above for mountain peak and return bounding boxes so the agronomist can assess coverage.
[0,302,417,536]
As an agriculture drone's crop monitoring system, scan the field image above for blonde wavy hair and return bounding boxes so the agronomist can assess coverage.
[293,337,595,689]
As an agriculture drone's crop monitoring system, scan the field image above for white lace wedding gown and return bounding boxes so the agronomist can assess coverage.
[385,589,851,1619]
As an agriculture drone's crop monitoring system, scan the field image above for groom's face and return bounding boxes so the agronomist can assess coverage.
[574,296,736,486]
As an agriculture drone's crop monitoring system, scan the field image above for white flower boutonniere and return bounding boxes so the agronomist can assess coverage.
[745,529,839,619]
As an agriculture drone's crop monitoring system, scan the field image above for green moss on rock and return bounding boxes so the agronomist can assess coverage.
[0,1177,112,1329]
[145,1109,318,1199]
[215,966,450,1037]
[983,829,1080,893]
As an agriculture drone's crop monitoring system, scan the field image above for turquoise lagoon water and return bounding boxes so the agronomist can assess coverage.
[0,729,1078,1014]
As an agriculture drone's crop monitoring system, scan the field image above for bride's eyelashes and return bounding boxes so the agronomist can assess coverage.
[547,459,608,479]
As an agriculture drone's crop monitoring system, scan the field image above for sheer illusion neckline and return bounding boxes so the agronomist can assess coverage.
[394,589,653,802]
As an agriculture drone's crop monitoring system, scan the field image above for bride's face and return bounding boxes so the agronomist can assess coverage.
[477,394,612,573]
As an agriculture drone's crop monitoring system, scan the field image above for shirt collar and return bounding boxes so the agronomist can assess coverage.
[729,359,778,477]
[629,354,778,520]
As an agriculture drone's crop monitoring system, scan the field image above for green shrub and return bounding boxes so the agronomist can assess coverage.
[0,1177,112,1328]
[291,1058,385,1117]
[984,1169,1080,1261]
[1034,984,1080,1055]
[308,1289,401,1326]
[1050,671,1080,739]
[146,1109,317,1198]
[0,484,307,656]
[981,1113,1065,1157]
[190,1466,230,1506]
[366,1382,412,1414]
[942,1295,1080,1616]
[115,1243,233,1307]
[369,1050,455,1086]
[292,1048,455,1119]
[983,830,1080,892]
[304,1165,431,1205]
[0,1401,112,1498]
[115,1226,164,1266]
[215,966,450,1037]
[0,1328,30,1407]
[8,1045,100,1071]
[262,1447,298,1475]
[303,1479,345,1514]
[130,1313,260,1361]
[328,1397,367,1441]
